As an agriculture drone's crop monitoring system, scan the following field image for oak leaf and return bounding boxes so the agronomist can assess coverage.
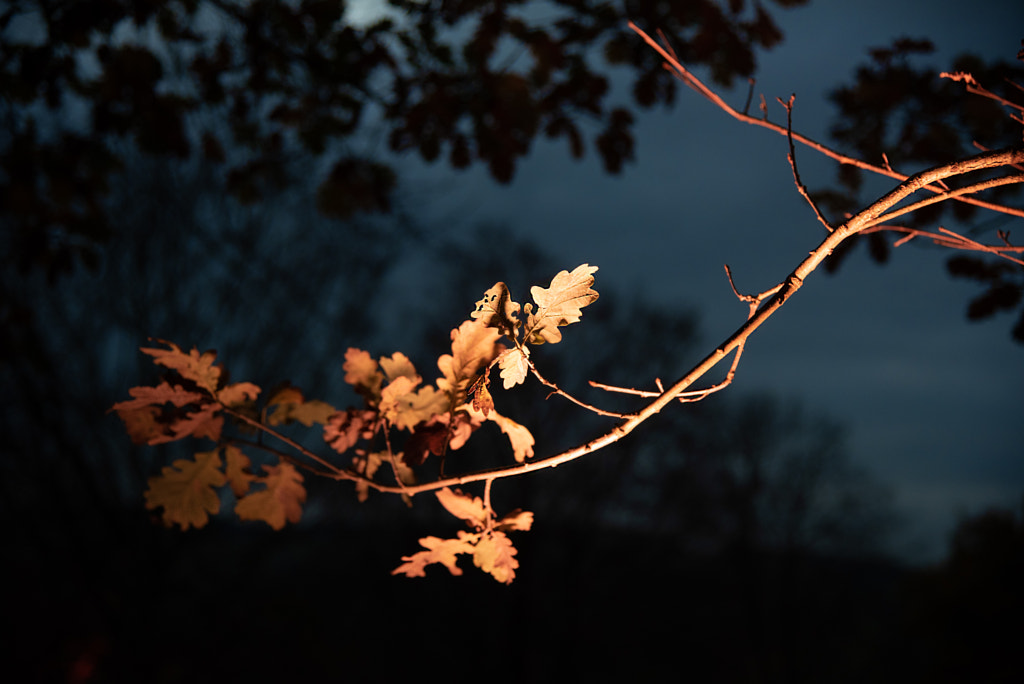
[266,386,337,426]
[111,381,208,444]
[472,531,520,584]
[497,347,530,389]
[223,445,255,497]
[524,264,599,344]
[391,532,478,578]
[156,403,224,444]
[343,348,384,402]
[405,411,482,465]
[471,282,521,333]
[216,381,261,407]
[144,449,226,530]
[436,487,488,529]
[447,410,482,449]
[496,509,534,532]
[235,463,305,530]
[140,340,221,394]
[488,411,535,462]
[111,381,204,411]
[380,377,449,430]
[436,318,504,404]
[324,408,377,454]
[115,405,164,445]
[380,352,419,383]
[404,418,449,466]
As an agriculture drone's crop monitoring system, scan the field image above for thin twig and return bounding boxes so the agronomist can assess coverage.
[222,406,347,476]
[867,172,1024,237]
[228,437,340,478]
[778,94,833,232]
[528,359,630,418]
[629,22,1024,220]
[349,146,1024,498]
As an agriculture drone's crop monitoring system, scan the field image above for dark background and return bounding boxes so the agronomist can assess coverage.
[3,1,1022,681]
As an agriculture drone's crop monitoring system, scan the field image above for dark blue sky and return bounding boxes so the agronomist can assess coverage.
[362,0,1024,562]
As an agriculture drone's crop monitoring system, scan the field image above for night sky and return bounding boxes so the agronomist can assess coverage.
[362,0,1024,563]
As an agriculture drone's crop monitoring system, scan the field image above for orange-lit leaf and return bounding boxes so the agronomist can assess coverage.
[380,351,419,383]
[488,411,535,462]
[223,445,255,497]
[111,381,203,411]
[144,449,226,530]
[111,381,207,444]
[140,340,221,394]
[267,386,337,426]
[324,408,377,454]
[391,532,478,578]
[436,487,488,528]
[343,348,383,402]
[524,264,599,344]
[497,347,529,389]
[496,509,534,532]
[436,319,503,404]
[380,377,449,430]
[473,531,520,584]
[216,381,260,407]
[234,462,305,530]
[115,405,164,445]
[155,403,223,444]
[471,282,520,333]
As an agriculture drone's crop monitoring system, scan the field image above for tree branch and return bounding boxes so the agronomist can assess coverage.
[628,22,1024,221]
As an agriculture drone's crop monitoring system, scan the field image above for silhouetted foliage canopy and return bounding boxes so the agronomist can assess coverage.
[819,37,1024,341]
[0,0,807,281]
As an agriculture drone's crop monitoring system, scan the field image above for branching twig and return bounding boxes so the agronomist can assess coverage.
[778,94,833,232]
[628,21,1024,221]
[222,407,348,477]
[528,360,630,418]
[350,146,1024,498]
[867,173,1024,231]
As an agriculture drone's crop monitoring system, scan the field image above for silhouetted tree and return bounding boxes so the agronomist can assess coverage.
[820,37,1024,340]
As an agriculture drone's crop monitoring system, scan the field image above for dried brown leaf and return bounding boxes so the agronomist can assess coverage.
[380,378,449,430]
[140,339,221,394]
[323,409,377,454]
[496,509,534,532]
[144,449,226,530]
[488,411,535,462]
[267,386,337,427]
[343,348,384,402]
[111,381,204,411]
[436,318,504,404]
[234,462,305,530]
[223,445,255,497]
[471,282,521,333]
[524,264,599,344]
[436,487,488,528]
[391,532,478,578]
[497,347,529,389]
[216,381,261,407]
[472,531,520,584]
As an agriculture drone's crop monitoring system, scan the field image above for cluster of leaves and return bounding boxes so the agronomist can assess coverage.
[392,487,534,584]
[1,0,805,282]
[112,265,599,582]
[817,37,1024,341]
